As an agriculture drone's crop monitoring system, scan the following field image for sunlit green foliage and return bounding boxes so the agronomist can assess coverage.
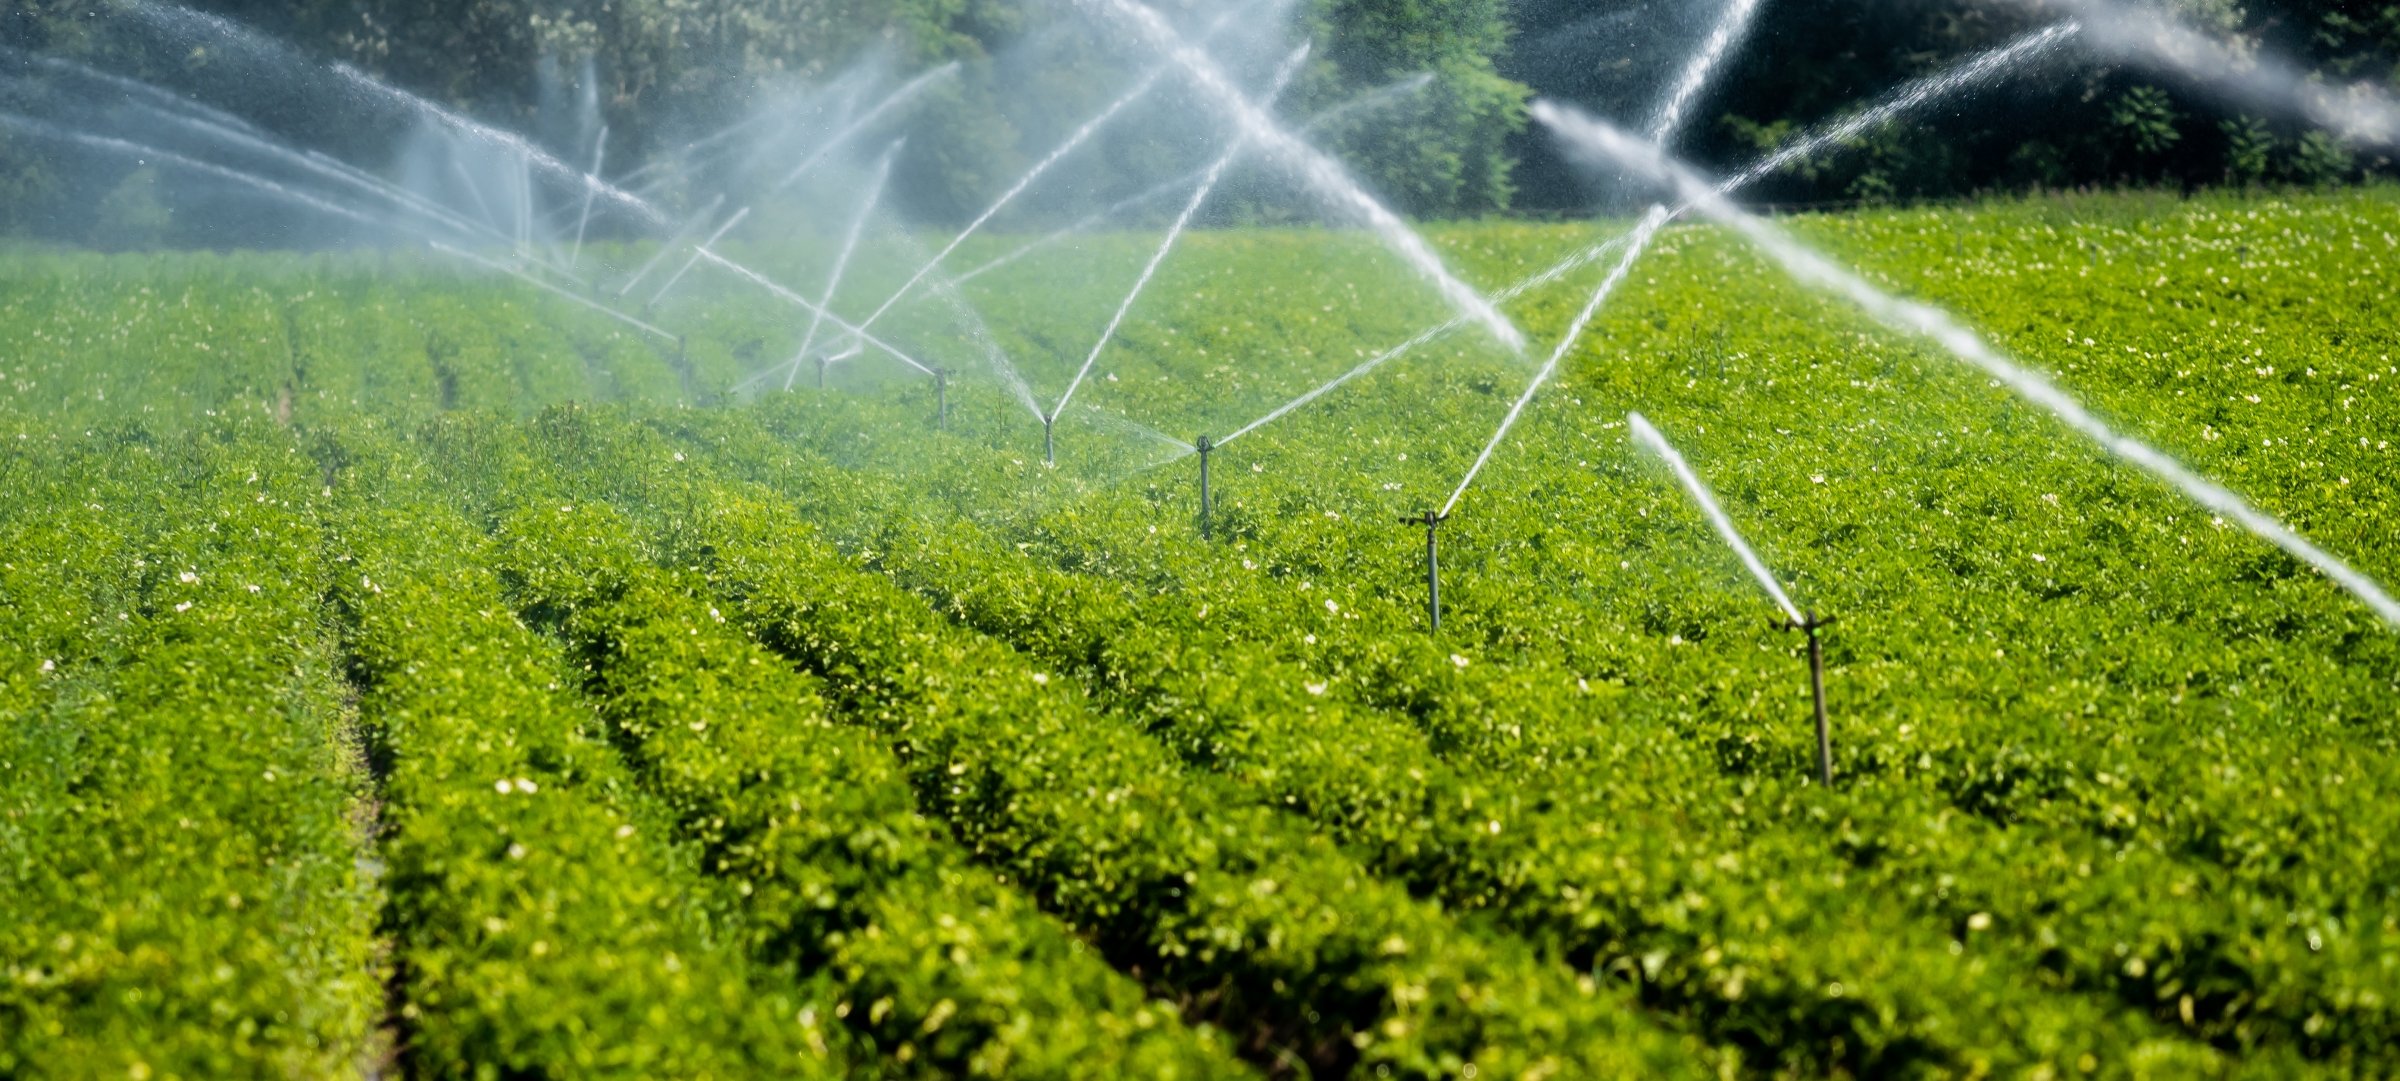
[1,187,2396,1075]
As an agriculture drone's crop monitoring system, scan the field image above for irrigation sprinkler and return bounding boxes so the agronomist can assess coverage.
[1195,434,1214,537]
[934,368,951,430]
[1627,411,1844,785]
[1775,611,1838,786]
[1043,414,1057,465]
[1399,510,1449,633]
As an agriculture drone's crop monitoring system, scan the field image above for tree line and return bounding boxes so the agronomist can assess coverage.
[1,0,2394,237]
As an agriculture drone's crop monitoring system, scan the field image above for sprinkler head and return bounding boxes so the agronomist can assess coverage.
[1399,509,1448,529]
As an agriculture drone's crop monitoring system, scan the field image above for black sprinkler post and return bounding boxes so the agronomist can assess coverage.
[1195,434,1215,538]
[1400,510,1448,633]
[1043,414,1056,465]
[1775,610,1838,785]
[816,353,829,390]
[934,368,950,430]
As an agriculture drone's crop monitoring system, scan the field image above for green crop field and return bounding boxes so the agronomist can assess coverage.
[4,187,2399,1079]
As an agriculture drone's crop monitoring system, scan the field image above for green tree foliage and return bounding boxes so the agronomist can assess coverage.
[1303,0,1526,212]
[1596,0,2400,210]
[4,0,2398,228]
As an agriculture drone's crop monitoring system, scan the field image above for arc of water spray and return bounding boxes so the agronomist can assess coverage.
[2036,0,2400,148]
[1719,23,2081,192]
[850,68,1174,337]
[1435,0,1766,514]
[693,248,936,377]
[571,126,607,269]
[1627,412,1806,626]
[651,206,753,307]
[429,240,675,343]
[843,2,1265,338]
[116,2,669,229]
[1051,42,1314,425]
[1077,0,1526,353]
[4,48,265,139]
[449,158,504,236]
[1540,102,2400,628]
[515,150,535,258]
[785,141,902,392]
[617,194,726,298]
[615,71,861,189]
[339,53,661,228]
[0,111,392,232]
[1441,205,1671,518]
[1648,0,1766,144]
[292,146,492,238]
[763,62,959,197]
[14,71,500,243]
[1211,23,2082,450]
[923,256,1047,418]
[954,71,1436,285]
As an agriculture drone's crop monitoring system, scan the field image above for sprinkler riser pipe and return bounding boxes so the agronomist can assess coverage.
[935,370,949,430]
[1402,510,1446,634]
[1807,615,1831,785]
[1427,526,1440,634]
[1043,417,1055,465]
[1196,435,1214,538]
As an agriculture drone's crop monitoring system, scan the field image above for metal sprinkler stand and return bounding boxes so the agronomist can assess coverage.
[1042,414,1056,465]
[933,368,950,430]
[1400,510,1448,633]
[816,353,829,390]
[1775,610,1838,785]
[1195,434,1214,538]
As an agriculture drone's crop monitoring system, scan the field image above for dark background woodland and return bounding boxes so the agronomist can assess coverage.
[3,0,2395,232]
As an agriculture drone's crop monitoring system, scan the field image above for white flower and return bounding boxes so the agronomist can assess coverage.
[1031,672,1049,685]
[672,451,686,462]
[174,601,193,612]
[1324,599,1339,614]
[178,571,199,584]
[1304,681,1327,696]
[495,780,513,794]
[2032,553,2048,563]
[1450,654,1470,669]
